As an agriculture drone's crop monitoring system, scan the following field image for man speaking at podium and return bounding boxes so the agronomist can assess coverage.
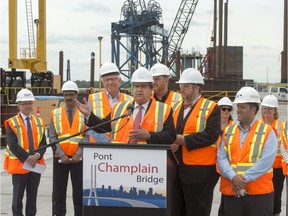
[76,67,176,145]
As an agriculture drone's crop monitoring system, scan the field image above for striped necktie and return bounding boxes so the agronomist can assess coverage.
[26,117,34,154]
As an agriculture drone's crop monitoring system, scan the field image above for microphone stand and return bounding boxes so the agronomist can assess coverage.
[34,112,129,216]
[35,113,130,152]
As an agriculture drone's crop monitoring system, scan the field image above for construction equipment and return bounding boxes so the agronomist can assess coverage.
[165,0,200,72]
[111,0,199,86]
[3,0,53,102]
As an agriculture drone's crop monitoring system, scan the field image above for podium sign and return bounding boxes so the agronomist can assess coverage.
[80,143,174,216]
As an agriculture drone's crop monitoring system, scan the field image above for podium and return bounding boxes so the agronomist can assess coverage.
[79,142,177,216]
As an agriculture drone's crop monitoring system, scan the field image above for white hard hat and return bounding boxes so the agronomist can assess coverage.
[218,97,233,107]
[99,62,120,77]
[176,68,204,84]
[16,89,35,102]
[150,63,171,78]
[261,95,278,108]
[131,67,153,83]
[61,81,79,93]
[233,87,261,104]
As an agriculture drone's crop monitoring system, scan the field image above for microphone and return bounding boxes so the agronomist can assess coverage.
[35,106,134,152]
[126,104,134,118]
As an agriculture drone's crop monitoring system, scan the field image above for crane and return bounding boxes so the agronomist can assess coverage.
[111,0,167,87]
[5,0,53,97]
[165,0,200,75]
[111,0,199,86]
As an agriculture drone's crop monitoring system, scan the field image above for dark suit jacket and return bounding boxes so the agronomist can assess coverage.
[86,99,176,144]
[175,98,221,184]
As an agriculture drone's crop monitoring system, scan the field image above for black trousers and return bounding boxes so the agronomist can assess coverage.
[172,171,218,216]
[12,172,41,216]
[223,193,274,216]
[272,167,285,214]
[53,158,83,216]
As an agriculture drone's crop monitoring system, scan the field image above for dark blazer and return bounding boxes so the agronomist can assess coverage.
[6,119,47,163]
[86,99,176,144]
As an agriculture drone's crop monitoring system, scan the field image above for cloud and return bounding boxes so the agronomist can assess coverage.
[76,2,111,13]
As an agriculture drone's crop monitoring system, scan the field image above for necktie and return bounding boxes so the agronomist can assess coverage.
[183,101,193,109]
[26,117,34,154]
[133,105,143,130]
[68,109,73,126]
[129,105,143,144]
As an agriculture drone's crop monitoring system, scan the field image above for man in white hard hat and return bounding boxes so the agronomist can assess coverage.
[49,81,88,216]
[260,95,284,216]
[217,86,278,216]
[171,68,221,216]
[150,63,182,110]
[4,88,47,216]
[76,67,176,144]
[87,62,133,143]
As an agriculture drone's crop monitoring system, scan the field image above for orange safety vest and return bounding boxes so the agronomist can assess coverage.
[110,100,171,143]
[152,91,182,110]
[4,114,45,174]
[173,97,217,165]
[88,92,133,141]
[280,122,288,175]
[220,121,274,195]
[215,120,234,173]
[51,107,86,157]
[260,119,281,168]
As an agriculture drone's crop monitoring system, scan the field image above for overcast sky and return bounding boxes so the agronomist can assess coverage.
[0,0,284,83]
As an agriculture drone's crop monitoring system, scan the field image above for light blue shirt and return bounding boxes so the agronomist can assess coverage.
[217,118,278,182]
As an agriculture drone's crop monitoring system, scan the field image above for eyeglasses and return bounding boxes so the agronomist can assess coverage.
[221,107,232,112]
[102,77,120,83]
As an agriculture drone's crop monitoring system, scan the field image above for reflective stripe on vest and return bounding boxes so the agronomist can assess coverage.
[197,99,214,132]
[111,100,169,143]
[6,115,44,158]
[226,122,270,169]
[154,102,167,132]
[111,101,131,138]
[220,121,273,195]
[223,125,238,162]
[89,92,133,118]
[174,97,217,165]
[281,122,288,175]
[90,93,105,117]
[51,108,86,156]
[170,92,182,110]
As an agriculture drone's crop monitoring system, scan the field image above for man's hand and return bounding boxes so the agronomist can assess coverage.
[27,154,39,168]
[170,144,179,153]
[174,134,185,145]
[232,174,247,191]
[60,155,70,164]
[71,154,81,163]
[129,128,150,141]
[75,98,91,117]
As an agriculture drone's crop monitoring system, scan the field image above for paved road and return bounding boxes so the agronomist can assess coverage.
[1,102,287,215]
[1,148,287,216]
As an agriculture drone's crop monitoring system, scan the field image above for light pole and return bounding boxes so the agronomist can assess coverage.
[98,36,103,90]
